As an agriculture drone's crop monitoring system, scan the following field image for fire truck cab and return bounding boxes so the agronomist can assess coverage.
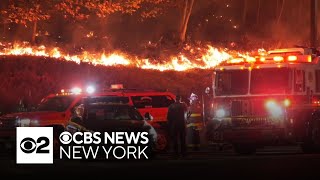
[208,47,320,154]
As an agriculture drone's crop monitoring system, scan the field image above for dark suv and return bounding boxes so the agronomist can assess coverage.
[66,102,158,151]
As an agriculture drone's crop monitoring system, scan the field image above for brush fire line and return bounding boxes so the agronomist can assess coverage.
[59,132,150,160]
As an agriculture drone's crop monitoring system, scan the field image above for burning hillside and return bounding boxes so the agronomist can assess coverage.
[0,42,262,71]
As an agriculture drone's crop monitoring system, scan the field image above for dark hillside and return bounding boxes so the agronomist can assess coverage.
[0,56,213,113]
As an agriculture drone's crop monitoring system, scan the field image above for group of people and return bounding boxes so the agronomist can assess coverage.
[166,92,207,158]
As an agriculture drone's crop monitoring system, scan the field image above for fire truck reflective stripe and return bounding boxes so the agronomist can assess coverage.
[190,113,201,117]
[187,122,203,128]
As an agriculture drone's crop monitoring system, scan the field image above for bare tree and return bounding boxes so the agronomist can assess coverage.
[1,0,51,43]
[242,0,248,25]
[179,0,194,42]
[256,0,261,24]
[277,0,285,24]
[57,0,195,43]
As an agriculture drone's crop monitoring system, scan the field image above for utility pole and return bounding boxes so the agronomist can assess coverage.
[311,0,318,48]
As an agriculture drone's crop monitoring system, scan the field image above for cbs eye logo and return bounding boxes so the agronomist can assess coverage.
[20,137,50,154]
[59,132,72,144]
[16,127,53,164]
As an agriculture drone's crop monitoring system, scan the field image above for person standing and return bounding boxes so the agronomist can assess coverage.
[167,95,189,157]
[187,92,202,151]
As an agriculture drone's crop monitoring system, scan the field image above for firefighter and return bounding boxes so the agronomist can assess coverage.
[203,87,213,122]
[167,95,189,157]
[187,93,202,151]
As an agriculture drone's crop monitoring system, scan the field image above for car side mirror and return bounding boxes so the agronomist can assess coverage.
[144,112,153,121]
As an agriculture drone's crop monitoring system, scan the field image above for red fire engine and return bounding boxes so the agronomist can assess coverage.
[207,47,320,154]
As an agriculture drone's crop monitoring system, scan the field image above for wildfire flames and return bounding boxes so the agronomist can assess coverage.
[0,42,259,71]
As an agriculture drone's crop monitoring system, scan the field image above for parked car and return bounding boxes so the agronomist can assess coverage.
[66,102,158,153]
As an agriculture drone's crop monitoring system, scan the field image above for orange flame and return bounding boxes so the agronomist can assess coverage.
[0,42,260,71]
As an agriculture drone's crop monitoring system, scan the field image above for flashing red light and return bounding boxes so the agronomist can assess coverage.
[111,84,124,89]
[283,99,291,107]
[313,100,320,104]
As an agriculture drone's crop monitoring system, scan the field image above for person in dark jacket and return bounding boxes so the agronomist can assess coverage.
[167,95,189,157]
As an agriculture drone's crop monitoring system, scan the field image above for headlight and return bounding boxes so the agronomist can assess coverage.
[16,119,39,127]
[16,118,31,127]
[215,108,226,118]
[86,85,95,94]
[265,100,283,118]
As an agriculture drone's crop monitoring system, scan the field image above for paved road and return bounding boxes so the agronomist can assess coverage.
[1,146,320,178]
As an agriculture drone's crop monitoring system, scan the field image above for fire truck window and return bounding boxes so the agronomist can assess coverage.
[131,95,175,108]
[215,70,249,95]
[251,68,291,94]
[316,70,320,92]
[294,70,305,92]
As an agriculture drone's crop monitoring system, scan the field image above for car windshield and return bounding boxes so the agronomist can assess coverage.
[131,95,175,108]
[215,70,249,96]
[250,68,292,94]
[86,105,144,121]
[37,96,76,112]
[84,96,129,104]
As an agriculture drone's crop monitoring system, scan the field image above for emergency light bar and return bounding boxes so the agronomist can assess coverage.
[225,47,316,65]
[110,84,124,89]
[226,55,312,65]
[58,85,96,95]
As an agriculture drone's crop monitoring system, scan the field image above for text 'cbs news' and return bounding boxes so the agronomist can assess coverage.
[16,127,152,164]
